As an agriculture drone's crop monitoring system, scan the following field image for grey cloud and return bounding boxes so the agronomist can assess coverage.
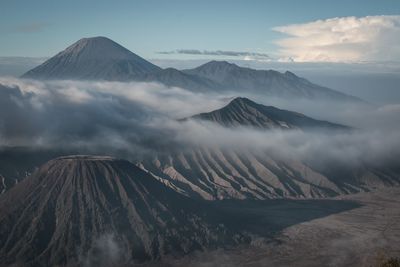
[0,78,225,158]
[0,77,399,168]
[157,49,271,59]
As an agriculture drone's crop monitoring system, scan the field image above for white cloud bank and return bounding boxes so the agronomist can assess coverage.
[0,77,399,167]
[273,15,400,62]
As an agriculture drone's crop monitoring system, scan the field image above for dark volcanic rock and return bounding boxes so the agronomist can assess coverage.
[0,155,243,267]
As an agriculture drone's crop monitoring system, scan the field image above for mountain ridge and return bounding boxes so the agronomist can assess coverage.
[20,37,363,102]
[183,61,362,102]
[185,97,350,130]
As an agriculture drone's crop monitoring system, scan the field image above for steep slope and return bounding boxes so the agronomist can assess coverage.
[183,61,362,102]
[21,37,161,80]
[0,156,243,267]
[139,98,397,201]
[140,147,400,201]
[187,97,349,130]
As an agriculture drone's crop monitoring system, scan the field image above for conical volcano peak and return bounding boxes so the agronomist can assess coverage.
[22,37,161,80]
[60,36,138,61]
[68,36,114,46]
[75,36,113,44]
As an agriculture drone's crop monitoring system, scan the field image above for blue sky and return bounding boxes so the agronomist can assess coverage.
[1,0,400,61]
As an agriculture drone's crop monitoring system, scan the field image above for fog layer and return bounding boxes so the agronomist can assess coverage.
[0,77,399,168]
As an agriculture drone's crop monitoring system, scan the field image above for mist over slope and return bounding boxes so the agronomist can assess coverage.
[0,77,398,198]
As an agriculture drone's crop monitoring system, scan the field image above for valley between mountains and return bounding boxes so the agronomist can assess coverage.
[0,36,399,267]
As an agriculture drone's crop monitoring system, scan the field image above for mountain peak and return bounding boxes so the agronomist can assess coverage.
[60,36,135,60]
[229,96,255,106]
[196,60,239,70]
[77,36,111,42]
[226,97,261,110]
[22,37,161,80]
[74,36,113,44]
[72,36,119,48]
[188,97,349,130]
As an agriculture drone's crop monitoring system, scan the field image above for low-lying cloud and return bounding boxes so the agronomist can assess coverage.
[0,77,225,156]
[273,15,400,62]
[0,77,399,168]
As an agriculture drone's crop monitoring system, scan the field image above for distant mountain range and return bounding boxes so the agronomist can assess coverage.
[0,156,244,266]
[186,97,350,130]
[183,60,361,101]
[22,36,362,102]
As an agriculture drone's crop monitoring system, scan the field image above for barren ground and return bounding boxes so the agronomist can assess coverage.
[147,188,400,267]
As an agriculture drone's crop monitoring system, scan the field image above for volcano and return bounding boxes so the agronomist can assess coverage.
[0,155,243,267]
[21,37,161,80]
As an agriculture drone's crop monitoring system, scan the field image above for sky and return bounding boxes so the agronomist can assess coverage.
[1,0,400,62]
